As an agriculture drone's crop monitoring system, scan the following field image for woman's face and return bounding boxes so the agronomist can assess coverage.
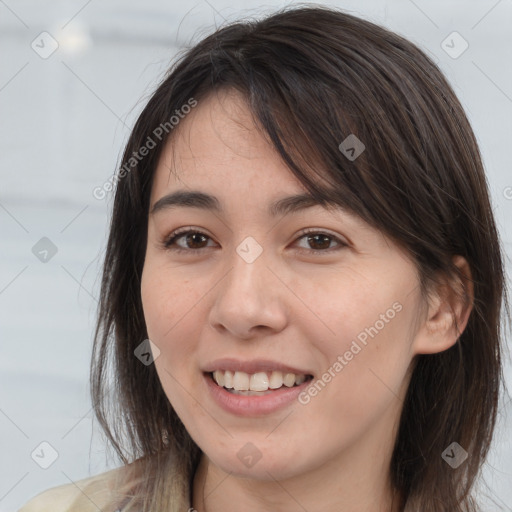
[141,89,430,484]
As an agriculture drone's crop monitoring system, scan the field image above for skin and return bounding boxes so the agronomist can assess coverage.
[140,88,473,512]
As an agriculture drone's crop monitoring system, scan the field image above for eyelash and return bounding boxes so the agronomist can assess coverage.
[161,227,347,255]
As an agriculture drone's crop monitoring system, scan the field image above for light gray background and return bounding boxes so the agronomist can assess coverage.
[1,1,511,510]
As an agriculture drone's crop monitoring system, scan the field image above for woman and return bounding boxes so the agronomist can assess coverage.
[19,4,509,511]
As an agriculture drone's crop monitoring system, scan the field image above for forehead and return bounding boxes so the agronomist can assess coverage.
[151,89,311,199]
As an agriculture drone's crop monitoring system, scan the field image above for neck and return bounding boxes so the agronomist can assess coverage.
[191,444,401,512]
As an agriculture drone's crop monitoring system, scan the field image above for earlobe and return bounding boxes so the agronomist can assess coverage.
[413,255,474,355]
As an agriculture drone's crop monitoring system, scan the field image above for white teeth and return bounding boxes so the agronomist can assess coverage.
[224,370,234,388]
[295,374,306,385]
[213,370,225,387]
[250,372,269,391]
[212,370,309,391]
[283,373,296,387]
[233,371,249,390]
[269,371,284,389]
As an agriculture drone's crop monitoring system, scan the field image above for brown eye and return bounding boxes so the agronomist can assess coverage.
[163,229,214,253]
[294,230,346,254]
[305,233,332,250]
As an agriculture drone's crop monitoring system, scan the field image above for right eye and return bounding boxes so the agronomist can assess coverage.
[161,228,216,254]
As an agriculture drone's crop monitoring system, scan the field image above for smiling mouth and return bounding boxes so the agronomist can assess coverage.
[206,371,314,395]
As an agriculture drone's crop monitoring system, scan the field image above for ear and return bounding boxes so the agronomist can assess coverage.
[412,255,474,355]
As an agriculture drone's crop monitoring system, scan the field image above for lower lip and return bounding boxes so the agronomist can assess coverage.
[203,372,313,417]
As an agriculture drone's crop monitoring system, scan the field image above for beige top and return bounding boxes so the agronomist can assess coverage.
[17,466,131,512]
[17,453,194,512]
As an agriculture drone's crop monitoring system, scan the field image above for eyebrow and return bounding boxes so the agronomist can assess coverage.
[149,190,333,217]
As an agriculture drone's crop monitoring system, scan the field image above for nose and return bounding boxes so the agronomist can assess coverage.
[208,244,288,339]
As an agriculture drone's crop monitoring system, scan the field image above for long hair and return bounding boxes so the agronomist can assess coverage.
[88,4,510,511]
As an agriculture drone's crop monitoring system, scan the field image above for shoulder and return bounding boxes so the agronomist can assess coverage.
[17,465,130,512]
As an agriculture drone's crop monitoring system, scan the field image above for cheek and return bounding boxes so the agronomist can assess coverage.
[141,266,201,413]
[141,262,203,343]
[300,279,413,417]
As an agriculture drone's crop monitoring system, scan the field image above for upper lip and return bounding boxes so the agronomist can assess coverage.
[203,358,313,376]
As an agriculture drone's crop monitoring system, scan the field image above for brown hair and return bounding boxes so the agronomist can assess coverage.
[89,4,510,511]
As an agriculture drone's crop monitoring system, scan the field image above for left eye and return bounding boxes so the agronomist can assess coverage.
[163,229,215,252]
[162,228,346,254]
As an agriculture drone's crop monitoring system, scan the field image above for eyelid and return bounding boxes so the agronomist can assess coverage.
[297,227,348,245]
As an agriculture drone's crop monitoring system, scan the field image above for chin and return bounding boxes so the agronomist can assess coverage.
[206,445,307,481]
